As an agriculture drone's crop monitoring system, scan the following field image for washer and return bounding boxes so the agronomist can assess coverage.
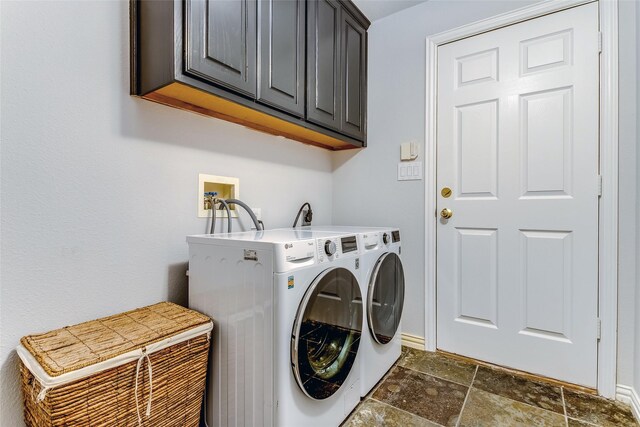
[187,229,363,427]
[304,226,405,397]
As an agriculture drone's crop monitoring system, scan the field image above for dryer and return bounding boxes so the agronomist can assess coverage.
[303,226,405,397]
[187,229,364,427]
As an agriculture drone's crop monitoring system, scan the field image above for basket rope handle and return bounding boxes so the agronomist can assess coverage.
[35,383,50,403]
[134,349,154,426]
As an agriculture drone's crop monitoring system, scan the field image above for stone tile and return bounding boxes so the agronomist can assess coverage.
[459,388,566,427]
[372,366,467,426]
[472,366,564,414]
[397,348,477,386]
[342,399,439,427]
[568,418,599,427]
[564,389,639,427]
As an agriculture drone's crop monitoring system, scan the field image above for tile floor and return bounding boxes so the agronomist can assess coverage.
[343,347,639,427]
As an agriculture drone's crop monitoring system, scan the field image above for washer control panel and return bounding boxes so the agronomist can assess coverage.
[324,240,337,256]
[317,235,358,263]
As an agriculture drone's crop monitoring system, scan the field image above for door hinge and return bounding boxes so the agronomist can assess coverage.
[598,32,603,53]
[597,175,603,197]
[596,318,602,340]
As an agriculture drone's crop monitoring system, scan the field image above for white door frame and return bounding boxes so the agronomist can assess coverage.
[424,0,618,397]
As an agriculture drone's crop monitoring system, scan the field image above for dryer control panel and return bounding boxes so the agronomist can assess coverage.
[360,232,381,252]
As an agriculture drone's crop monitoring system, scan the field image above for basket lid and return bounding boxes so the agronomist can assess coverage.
[20,302,212,377]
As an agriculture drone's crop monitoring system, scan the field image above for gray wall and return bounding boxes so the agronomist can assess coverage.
[332,0,539,339]
[333,0,640,398]
[2,0,640,424]
[618,0,639,391]
[634,0,640,399]
[0,1,333,424]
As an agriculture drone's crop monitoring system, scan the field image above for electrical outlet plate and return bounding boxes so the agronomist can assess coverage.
[250,208,262,230]
[198,174,240,218]
[302,209,311,226]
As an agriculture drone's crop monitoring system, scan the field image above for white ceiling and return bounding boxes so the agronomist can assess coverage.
[352,0,429,22]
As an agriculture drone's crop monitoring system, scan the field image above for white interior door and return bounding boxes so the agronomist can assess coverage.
[436,3,599,388]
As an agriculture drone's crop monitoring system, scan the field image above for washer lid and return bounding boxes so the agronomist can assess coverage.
[368,252,405,345]
[291,267,363,400]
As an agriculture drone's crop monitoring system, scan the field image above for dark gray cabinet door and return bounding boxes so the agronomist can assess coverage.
[258,0,305,117]
[340,11,366,140]
[186,0,257,97]
[306,0,341,131]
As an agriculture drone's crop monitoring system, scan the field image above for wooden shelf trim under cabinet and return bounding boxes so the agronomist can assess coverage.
[142,83,359,151]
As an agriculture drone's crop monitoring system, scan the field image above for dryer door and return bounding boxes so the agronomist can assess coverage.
[368,252,405,344]
[291,267,363,400]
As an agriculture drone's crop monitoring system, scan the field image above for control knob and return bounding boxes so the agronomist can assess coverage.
[383,233,390,245]
[324,240,337,256]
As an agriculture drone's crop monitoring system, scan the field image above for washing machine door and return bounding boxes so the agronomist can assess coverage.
[291,267,363,400]
[368,252,405,344]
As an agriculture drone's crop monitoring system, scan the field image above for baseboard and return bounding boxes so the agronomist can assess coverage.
[401,333,425,350]
[616,384,640,423]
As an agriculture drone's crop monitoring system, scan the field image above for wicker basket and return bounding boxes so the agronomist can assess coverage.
[18,302,213,427]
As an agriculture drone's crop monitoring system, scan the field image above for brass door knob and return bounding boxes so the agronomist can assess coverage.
[440,208,453,219]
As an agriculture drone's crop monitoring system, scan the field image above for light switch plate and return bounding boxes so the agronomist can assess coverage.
[400,141,419,161]
[398,162,423,181]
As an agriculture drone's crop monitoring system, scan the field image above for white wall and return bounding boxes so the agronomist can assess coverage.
[0,1,333,424]
[332,0,539,339]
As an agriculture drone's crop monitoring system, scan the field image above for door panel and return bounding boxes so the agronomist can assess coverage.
[521,30,573,75]
[455,228,498,327]
[520,230,573,341]
[307,0,341,131]
[456,48,499,87]
[258,0,305,116]
[186,0,257,97]
[340,12,366,140]
[456,100,498,198]
[521,88,573,197]
[436,3,599,387]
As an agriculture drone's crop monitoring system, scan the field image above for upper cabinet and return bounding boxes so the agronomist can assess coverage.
[131,0,370,150]
[258,0,306,117]
[307,0,342,131]
[186,0,258,97]
[307,0,366,140]
[340,10,366,140]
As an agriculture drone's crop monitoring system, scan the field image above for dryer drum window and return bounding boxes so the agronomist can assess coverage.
[368,252,405,345]
[291,267,363,400]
